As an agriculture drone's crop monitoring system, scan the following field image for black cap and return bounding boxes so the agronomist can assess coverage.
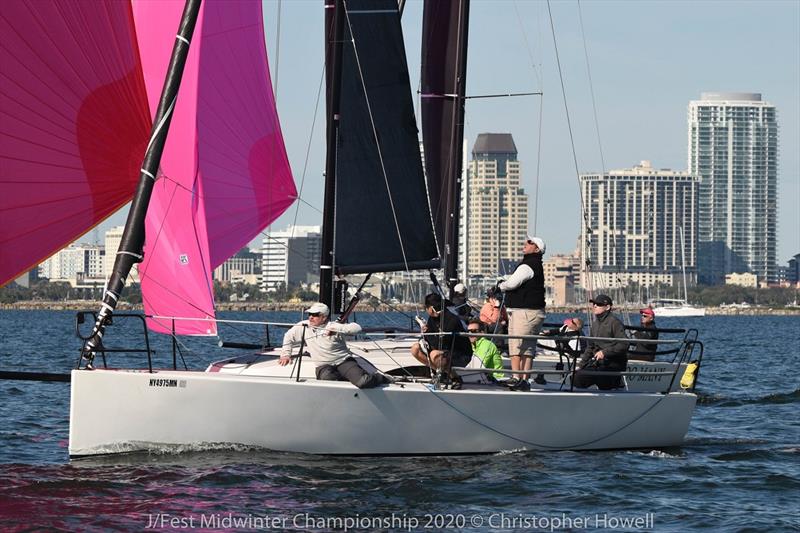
[590,294,613,306]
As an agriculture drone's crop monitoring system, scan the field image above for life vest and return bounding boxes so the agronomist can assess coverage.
[504,253,545,309]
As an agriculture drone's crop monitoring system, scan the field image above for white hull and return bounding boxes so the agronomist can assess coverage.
[652,306,706,317]
[69,368,696,457]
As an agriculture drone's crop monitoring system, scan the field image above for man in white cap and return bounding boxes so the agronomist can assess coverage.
[279,302,391,388]
[497,235,547,391]
[450,282,471,318]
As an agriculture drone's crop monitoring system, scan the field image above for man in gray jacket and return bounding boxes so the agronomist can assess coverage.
[573,294,629,390]
[279,302,391,388]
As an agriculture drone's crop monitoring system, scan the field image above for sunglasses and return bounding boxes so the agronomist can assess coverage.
[526,240,535,245]
[592,302,607,307]
[308,312,322,317]
[467,329,481,334]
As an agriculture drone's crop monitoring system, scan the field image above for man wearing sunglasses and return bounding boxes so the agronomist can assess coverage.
[467,319,504,380]
[496,235,547,391]
[573,294,629,390]
[279,302,391,389]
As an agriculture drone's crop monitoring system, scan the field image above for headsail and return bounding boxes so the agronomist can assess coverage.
[132,0,296,335]
[323,0,440,277]
[0,1,151,286]
[420,0,470,284]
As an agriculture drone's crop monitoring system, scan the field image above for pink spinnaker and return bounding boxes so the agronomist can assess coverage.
[133,0,296,335]
[0,1,150,286]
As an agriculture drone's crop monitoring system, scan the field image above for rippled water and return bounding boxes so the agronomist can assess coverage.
[1,310,798,531]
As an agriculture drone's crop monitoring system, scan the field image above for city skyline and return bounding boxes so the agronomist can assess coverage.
[87,0,799,268]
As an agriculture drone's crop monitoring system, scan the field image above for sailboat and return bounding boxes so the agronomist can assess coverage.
[2,0,701,457]
[650,227,706,317]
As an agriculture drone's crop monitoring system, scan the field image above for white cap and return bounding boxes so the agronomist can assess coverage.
[453,283,466,294]
[305,302,330,315]
[527,235,546,254]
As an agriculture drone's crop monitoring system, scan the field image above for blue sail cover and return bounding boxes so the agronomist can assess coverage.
[331,0,440,274]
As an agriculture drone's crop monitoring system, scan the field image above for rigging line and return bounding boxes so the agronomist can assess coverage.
[511,0,545,235]
[547,0,594,308]
[532,94,544,235]
[577,0,617,296]
[289,65,326,235]
[425,386,673,450]
[546,0,584,219]
[343,2,412,276]
[511,0,543,86]
[462,91,542,99]
[577,0,606,177]
[128,269,197,356]
[364,338,417,379]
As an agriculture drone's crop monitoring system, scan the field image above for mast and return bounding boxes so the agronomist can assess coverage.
[445,0,470,290]
[80,0,202,366]
[320,0,346,311]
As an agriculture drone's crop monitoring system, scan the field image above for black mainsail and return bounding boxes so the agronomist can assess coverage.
[320,0,440,308]
[420,0,470,287]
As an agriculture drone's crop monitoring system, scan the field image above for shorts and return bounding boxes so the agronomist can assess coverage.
[508,308,546,357]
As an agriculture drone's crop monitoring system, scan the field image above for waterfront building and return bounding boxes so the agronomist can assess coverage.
[688,92,778,284]
[543,253,582,305]
[214,249,260,285]
[463,133,528,278]
[787,253,800,285]
[579,161,698,289]
[104,226,122,279]
[39,244,104,283]
[725,272,758,288]
[260,225,321,292]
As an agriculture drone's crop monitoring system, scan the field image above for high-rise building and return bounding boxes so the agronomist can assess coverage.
[787,254,800,285]
[463,133,528,278]
[688,92,778,284]
[261,225,321,292]
[103,226,139,281]
[580,161,698,289]
[104,226,122,280]
[214,249,261,285]
[39,244,104,282]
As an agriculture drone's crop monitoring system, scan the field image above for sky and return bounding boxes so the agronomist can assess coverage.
[94,0,800,264]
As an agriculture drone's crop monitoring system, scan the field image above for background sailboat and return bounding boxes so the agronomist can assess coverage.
[651,226,706,317]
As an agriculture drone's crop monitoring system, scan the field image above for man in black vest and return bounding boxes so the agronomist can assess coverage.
[498,235,547,391]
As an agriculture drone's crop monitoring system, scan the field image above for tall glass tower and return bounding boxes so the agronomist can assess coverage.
[464,133,528,278]
[688,93,778,284]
